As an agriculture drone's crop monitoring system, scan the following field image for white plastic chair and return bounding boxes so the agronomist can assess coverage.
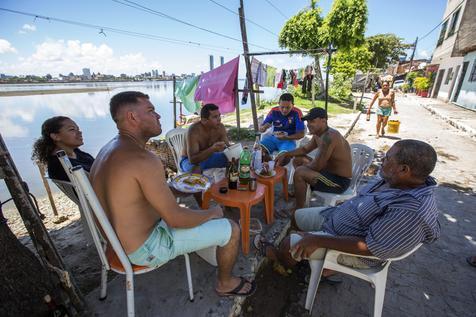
[50,178,93,244]
[69,164,195,317]
[165,128,188,174]
[305,144,374,207]
[299,234,423,316]
[55,151,195,317]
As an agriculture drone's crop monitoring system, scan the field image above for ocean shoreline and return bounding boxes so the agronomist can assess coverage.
[0,87,111,96]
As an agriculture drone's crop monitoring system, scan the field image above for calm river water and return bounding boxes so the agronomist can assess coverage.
[0,81,280,202]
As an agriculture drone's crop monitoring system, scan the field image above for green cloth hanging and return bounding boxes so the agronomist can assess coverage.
[175,76,201,113]
[266,66,277,87]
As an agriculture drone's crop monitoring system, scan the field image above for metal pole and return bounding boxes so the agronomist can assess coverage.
[173,75,177,128]
[325,43,332,112]
[408,37,418,73]
[239,0,259,131]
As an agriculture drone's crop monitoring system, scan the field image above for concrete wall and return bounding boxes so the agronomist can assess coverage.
[431,0,468,101]
[455,50,476,110]
[435,57,464,101]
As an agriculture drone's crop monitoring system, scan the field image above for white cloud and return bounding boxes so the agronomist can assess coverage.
[2,39,163,75]
[0,39,17,54]
[22,24,37,32]
[417,49,430,59]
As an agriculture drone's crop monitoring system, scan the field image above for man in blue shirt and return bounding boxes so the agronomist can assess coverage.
[256,139,440,271]
[259,93,305,166]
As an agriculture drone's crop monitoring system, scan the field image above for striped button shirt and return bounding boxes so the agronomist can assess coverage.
[320,177,440,262]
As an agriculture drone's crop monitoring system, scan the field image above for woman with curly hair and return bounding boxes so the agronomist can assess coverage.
[32,116,94,181]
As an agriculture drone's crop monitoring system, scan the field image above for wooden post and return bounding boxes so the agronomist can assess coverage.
[173,75,177,128]
[235,78,241,139]
[239,0,259,131]
[358,70,370,111]
[0,133,86,315]
[37,163,58,216]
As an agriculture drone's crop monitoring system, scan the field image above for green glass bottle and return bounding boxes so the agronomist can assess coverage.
[238,146,251,190]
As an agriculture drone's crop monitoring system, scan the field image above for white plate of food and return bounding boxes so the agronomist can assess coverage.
[171,173,211,193]
[255,168,276,178]
[273,131,288,136]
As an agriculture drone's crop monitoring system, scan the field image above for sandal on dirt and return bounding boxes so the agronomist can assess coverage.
[216,277,256,297]
[253,234,275,257]
[466,256,476,268]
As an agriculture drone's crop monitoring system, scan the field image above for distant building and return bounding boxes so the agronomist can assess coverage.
[82,68,92,80]
[209,55,214,70]
[429,0,476,110]
[162,70,166,77]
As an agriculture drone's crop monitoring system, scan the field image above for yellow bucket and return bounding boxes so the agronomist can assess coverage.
[387,120,400,134]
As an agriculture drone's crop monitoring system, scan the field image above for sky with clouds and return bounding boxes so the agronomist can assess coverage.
[0,0,447,77]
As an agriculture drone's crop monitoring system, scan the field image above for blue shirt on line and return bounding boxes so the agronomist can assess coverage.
[263,106,305,135]
[319,177,440,263]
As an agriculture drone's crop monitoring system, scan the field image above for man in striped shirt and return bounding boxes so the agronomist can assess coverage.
[257,139,440,270]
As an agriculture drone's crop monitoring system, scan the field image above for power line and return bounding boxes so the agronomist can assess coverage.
[112,0,273,51]
[264,0,288,19]
[418,0,465,41]
[208,0,279,38]
[0,7,240,53]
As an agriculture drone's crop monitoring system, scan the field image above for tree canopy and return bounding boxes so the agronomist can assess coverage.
[278,5,324,54]
[330,44,372,79]
[320,0,367,50]
[366,33,412,69]
[278,0,368,53]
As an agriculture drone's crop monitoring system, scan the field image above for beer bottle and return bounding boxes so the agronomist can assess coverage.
[228,158,238,190]
[238,146,251,191]
[252,133,262,171]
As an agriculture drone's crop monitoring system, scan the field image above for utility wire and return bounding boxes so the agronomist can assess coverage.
[0,7,240,53]
[264,0,288,19]
[208,0,279,38]
[112,0,273,51]
[418,0,465,41]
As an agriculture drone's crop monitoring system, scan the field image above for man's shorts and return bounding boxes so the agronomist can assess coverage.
[180,152,228,172]
[292,207,369,269]
[128,218,232,267]
[310,170,351,194]
[260,135,296,156]
[376,106,392,117]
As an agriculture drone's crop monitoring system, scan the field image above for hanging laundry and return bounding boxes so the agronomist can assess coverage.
[290,70,298,87]
[278,70,287,90]
[274,71,282,88]
[256,62,267,86]
[302,65,314,94]
[175,75,201,113]
[266,66,277,87]
[194,56,240,114]
[241,79,249,105]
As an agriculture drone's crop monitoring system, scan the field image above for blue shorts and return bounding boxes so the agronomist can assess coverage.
[180,152,228,172]
[376,107,392,117]
[260,135,297,155]
[128,219,232,267]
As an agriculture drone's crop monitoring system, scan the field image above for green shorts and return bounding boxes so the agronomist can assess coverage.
[376,107,392,117]
[128,218,232,267]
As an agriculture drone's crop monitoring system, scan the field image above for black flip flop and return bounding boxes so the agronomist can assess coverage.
[216,277,257,297]
[466,256,476,268]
